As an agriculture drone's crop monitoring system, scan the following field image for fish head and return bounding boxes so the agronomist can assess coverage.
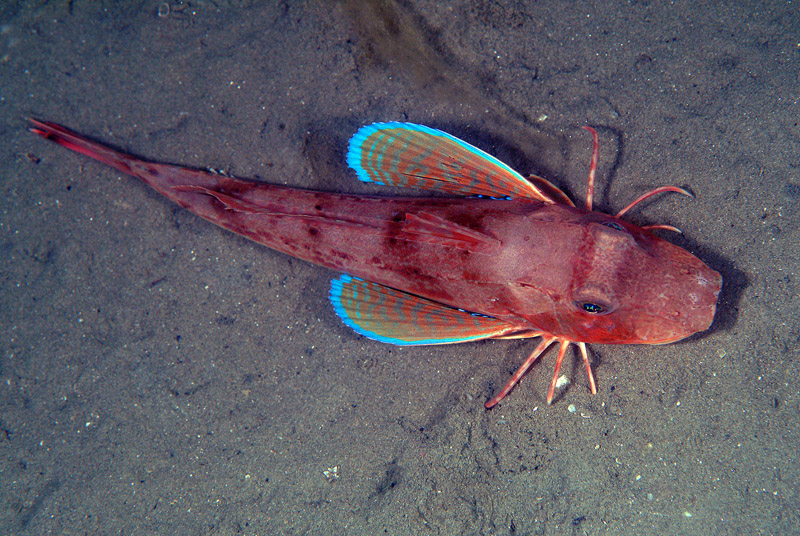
[510,208,722,345]
[552,214,722,344]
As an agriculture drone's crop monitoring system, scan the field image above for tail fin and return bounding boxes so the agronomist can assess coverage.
[28,119,139,176]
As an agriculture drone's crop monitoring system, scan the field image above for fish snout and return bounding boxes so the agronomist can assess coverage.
[685,263,723,333]
[640,261,722,344]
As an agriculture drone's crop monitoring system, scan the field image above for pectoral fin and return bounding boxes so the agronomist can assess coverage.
[348,122,569,203]
[329,275,518,345]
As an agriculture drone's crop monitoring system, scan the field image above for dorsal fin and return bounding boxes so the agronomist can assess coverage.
[397,211,500,251]
[329,275,518,345]
[347,122,568,203]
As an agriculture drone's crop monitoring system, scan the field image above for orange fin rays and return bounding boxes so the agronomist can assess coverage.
[577,342,597,395]
[582,126,599,211]
[485,337,556,409]
[642,223,683,233]
[545,340,572,404]
[485,338,597,407]
[582,128,692,237]
[615,185,693,218]
[526,175,575,207]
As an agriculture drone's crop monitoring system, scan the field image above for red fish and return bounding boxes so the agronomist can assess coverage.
[28,119,721,406]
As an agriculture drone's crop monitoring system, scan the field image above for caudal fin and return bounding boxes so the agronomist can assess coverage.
[28,118,141,177]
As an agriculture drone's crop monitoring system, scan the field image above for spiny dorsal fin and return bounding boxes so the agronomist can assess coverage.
[396,211,500,252]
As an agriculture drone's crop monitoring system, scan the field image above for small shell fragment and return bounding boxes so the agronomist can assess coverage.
[323,466,340,480]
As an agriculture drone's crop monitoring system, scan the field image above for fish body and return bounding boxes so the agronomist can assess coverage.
[28,119,721,405]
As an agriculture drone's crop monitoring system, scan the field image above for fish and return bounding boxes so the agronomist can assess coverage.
[28,119,722,406]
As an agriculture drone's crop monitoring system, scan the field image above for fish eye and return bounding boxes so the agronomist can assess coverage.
[577,301,606,314]
[572,285,617,316]
[601,221,624,232]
